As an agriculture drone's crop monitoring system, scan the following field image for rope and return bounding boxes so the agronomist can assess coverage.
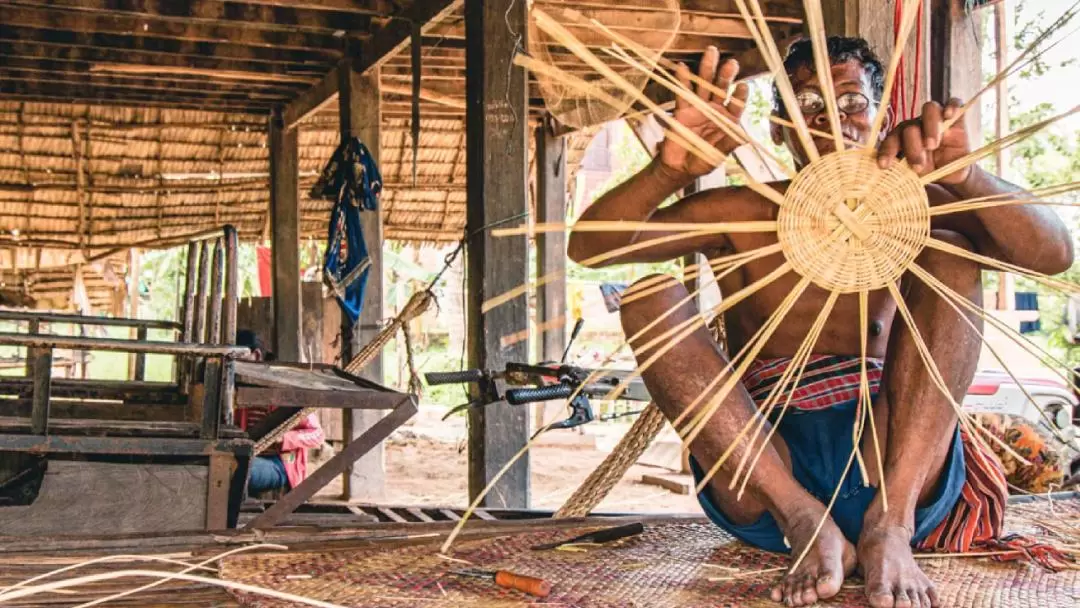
[252,289,434,456]
[553,311,730,518]
[554,402,667,518]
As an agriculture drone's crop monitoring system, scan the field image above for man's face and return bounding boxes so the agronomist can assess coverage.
[771,59,880,167]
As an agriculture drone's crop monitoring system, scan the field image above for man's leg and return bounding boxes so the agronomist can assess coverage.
[248,455,288,496]
[859,231,983,608]
[621,275,855,607]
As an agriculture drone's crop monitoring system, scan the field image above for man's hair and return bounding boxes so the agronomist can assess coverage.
[772,36,885,117]
[236,328,274,361]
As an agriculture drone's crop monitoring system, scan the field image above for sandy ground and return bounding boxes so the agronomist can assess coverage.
[381,436,702,513]
[313,406,703,514]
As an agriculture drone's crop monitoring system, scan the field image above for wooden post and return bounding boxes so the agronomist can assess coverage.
[993,1,1013,311]
[127,247,141,379]
[535,118,567,429]
[465,0,530,508]
[338,59,386,502]
[269,107,302,362]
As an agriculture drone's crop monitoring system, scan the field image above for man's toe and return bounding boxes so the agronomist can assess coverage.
[894,588,914,608]
[796,575,819,606]
[815,569,842,599]
[868,587,896,608]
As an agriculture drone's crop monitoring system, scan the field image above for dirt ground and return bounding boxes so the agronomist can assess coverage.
[379,435,702,513]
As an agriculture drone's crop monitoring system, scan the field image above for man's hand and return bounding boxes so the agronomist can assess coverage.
[659,48,750,180]
[876,99,972,185]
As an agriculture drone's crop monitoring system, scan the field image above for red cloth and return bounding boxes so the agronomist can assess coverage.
[917,430,1007,553]
[256,246,272,297]
[238,408,325,489]
[742,355,883,411]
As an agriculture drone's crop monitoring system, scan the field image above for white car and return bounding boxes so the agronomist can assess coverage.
[962,370,1077,443]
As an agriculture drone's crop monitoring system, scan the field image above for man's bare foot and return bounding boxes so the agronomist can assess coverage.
[857,526,940,608]
[769,505,856,606]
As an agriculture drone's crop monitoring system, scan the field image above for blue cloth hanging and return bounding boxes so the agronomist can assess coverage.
[311,137,383,323]
[1015,291,1041,334]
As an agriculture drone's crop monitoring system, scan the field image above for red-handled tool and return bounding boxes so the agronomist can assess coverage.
[449,568,552,597]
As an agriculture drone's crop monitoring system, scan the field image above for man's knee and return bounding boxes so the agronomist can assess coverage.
[619,273,693,335]
[917,229,981,288]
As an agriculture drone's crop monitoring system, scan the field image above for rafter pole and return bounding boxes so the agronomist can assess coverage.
[281,0,463,130]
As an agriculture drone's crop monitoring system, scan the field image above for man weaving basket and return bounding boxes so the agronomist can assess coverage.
[567,38,1073,608]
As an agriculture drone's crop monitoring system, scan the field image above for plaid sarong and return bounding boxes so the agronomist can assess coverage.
[743,355,1007,554]
[743,354,883,411]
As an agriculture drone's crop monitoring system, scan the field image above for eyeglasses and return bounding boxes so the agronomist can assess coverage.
[794,90,874,116]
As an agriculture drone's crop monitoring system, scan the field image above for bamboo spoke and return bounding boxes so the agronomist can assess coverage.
[733,0,818,162]
[609,261,795,403]
[601,44,796,179]
[867,0,923,145]
[803,0,845,150]
[923,103,1080,185]
[493,220,778,237]
[884,280,1030,465]
[859,289,887,509]
[560,7,861,151]
[941,0,1080,132]
[682,275,812,447]
[481,227,718,313]
[691,277,813,492]
[733,290,840,498]
[907,264,1080,449]
[926,237,1080,295]
[621,244,783,307]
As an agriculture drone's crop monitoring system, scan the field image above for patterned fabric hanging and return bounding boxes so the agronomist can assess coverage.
[310,137,383,323]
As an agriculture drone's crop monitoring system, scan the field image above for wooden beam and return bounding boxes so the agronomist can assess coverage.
[380,82,466,110]
[0,68,301,97]
[0,24,342,64]
[223,0,395,13]
[268,108,302,363]
[465,0,531,509]
[0,81,277,112]
[282,65,341,129]
[281,0,462,130]
[0,7,353,52]
[339,62,387,502]
[0,41,327,77]
[534,119,568,431]
[12,0,377,34]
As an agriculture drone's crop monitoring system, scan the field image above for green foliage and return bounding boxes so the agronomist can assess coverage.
[991,2,1080,366]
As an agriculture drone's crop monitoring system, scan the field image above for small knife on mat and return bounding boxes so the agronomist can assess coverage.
[530,522,645,551]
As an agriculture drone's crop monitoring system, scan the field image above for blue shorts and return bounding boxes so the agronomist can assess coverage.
[690,398,967,553]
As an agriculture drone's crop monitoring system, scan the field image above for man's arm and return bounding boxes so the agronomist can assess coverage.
[568,51,751,268]
[567,160,743,267]
[879,98,1073,274]
[941,167,1073,275]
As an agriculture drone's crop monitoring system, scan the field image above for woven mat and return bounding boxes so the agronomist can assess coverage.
[220,499,1080,608]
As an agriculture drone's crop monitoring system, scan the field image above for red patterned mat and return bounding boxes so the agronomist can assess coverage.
[220,498,1080,607]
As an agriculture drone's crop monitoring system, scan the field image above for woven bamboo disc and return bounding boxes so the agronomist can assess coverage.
[778,149,930,293]
[528,0,680,130]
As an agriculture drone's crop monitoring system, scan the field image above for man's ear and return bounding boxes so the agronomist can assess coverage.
[879,105,895,139]
[770,115,783,145]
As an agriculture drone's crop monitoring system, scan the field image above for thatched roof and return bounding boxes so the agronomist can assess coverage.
[0,1,804,307]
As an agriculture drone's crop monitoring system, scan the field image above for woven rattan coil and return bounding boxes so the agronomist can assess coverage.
[778,149,930,293]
